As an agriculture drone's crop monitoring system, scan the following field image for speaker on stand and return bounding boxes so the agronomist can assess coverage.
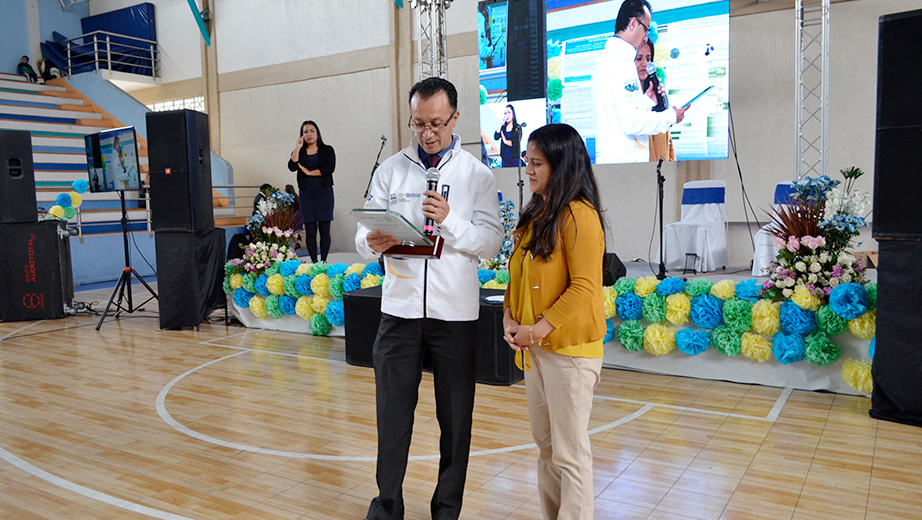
[1,129,38,224]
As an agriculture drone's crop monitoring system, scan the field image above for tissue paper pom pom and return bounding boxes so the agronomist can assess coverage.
[603,286,618,319]
[343,273,362,292]
[295,275,313,296]
[255,274,271,297]
[779,301,817,335]
[55,193,73,208]
[483,279,506,289]
[684,278,714,297]
[326,263,349,277]
[310,313,332,336]
[68,191,83,208]
[264,295,283,319]
[494,269,510,284]
[311,273,331,298]
[345,263,365,276]
[230,273,243,290]
[848,310,876,340]
[280,259,302,276]
[614,277,637,295]
[478,269,496,284]
[295,296,315,320]
[804,331,841,366]
[310,294,329,314]
[741,332,772,362]
[842,359,873,394]
[710,279,737,300]
[48,205,65,219]
[603,319,615,344]
[325,299,345,326]
[634,276,659,297]
[711,326,742,357]
[224,262,237,274]
[791,285,822,311]
[361,274,382,289]
[643,323,676,356]
[249,296,268,319]
[676,328,710,355]
[616,293,643,321]
[233,288,254,308]
[72,178,89,193]
[296,262,313,276]
[829,283,869,320]
[242,273,257,293]
[363,262,384,277]
[772,331,805,365]
[816,305,847,336]
[283,275,300,297]
[266,274,285,296]
[279,295,297,315]
[723,298,753,333]
[63,206,76,219]
[656,277,686,296]
[751,300,781,336]
[307,261,328,277]
[869,337,876,360]
[735,279,761,303]
[329,274,345,299]
[264,261,281,277]
[618,320,645,352]
[666,293,692,326]
[222,276,232,294]
[690,294,723,330]
[642,293,667,323]
[866,282,877,310]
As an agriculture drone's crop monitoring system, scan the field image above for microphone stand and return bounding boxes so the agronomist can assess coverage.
[513,124,524,215]
[656,157,667,280]
[363,137,387,199]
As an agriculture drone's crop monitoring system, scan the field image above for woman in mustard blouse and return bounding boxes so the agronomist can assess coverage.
[502,123,607,520]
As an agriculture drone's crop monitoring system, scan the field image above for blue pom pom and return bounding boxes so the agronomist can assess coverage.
[676,328,711,355]
[772,331,806,365]
[868,337,875,360]
[295,274,313,296]
[779,300,817,334]
[478,269,496,284]
[280,259,302,277]
[233,288,254,308]
[343,273,362,292]
[56,193,73,208]
[363,262,384,277]
[72,179,89,194]
[656,277,686,296]
[255,274,271,297]
[828,283,869,320]
[325,299,345,326]
[326,262,349,277]
[690,294,723,330]
[279,295,297,315]
[603,319,615,344]
[616,293,643,321]
[735,279,762,303]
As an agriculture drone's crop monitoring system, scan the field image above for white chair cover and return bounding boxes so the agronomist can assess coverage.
[752,182,796,276]
[658,180,728,273]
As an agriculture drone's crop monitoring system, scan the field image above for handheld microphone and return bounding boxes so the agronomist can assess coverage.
[646,63,668,112]
[424,167,440,236]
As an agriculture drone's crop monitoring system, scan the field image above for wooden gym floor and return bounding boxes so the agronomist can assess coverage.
[0,283,920,520]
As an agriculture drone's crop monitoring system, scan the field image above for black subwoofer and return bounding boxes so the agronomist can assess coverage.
[0,221,73,321]
[0,129,37,224]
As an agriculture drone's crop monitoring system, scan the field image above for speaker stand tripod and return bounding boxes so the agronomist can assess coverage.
[96,191,158,330]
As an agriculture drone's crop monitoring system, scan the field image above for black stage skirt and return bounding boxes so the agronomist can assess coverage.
[298,176,334,223]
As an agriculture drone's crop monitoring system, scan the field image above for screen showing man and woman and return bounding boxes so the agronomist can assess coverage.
[85,126,141,192]
[478,0,730,166]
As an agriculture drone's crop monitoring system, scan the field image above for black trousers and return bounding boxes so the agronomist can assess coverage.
[366,314,478,520]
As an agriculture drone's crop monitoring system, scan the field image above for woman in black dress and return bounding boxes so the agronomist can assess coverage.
[494,104,523,167]
[288,120,336,262]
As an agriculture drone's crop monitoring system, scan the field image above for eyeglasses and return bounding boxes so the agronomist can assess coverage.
[408,112,456,134]
[636,18,651,37]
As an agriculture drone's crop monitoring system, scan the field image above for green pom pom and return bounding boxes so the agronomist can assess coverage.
[64,206,76,219]
[804,330,841,366]
[711,326,741,357]
[642,293,667,323]
[283,275,300,297]
[242,273,257,293]
[264,294,283,319]
[614,277,637,295]
[618,320,645,352]
[222,275,232,294]
[723,297,753,333]
[264,261,282,277]
[547,78,564,101]
[225,262,237,275]
[866,283,877,310]
[817,305,848,336]
[310,261,330,277]
[494,269,510,285]
[310,313,332,336]
[329,274,345,300]
[479,84,487,105]
[685,278,714,297]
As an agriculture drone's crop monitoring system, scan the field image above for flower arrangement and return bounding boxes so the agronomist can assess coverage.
[247,187,301,246]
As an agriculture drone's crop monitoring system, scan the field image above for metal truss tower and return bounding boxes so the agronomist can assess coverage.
[795,0,830,180]
[410,0,451,79]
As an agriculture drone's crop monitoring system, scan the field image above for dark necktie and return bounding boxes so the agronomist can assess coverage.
[427,154,440,168]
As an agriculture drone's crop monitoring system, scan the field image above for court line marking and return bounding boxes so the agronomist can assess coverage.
[0,320,45,341]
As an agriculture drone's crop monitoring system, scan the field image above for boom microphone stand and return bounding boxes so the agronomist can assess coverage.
[96,190,158,330]
[513,122,525,214]
[363,135,387,199]
[656,156,667,280]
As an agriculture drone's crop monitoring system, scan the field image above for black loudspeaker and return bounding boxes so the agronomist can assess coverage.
[603,252,627,286]
[154,228,226,329]
[476,289,524,385]
[506,0,546,102]
[343,286,382,367]
[0,130,37,224]
[147,110,214,232]
[0,221,74,321]
[872,9,922,241]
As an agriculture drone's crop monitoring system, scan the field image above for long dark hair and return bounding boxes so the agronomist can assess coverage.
[518,124,606,260]
[299,120,329,151]
[505,104,518,130]
[639,41,655,93]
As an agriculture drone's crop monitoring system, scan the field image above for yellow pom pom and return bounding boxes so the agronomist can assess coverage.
[841,358,873,394]
[311,273,331,298]
[482,279,504,289]
[230,273,243,290]
[751,300,781,336]
[311,294,329,314]
[643,323,676,356]
[48,205,65,219]
[547,56,561,80]
[665,292,691,326]
[603,286,618,319]
[248,296,268,319]
[848,310,876,340]
[791,285,821,311]
[345,263,366,276]
[710,279,736,300]
[634,276,659,298]
[266,274,285,296]
[296,262,313,276]
[295,295,315,321]
[69,191,83,208]
[361,274,382,289]
[741,332,773,362]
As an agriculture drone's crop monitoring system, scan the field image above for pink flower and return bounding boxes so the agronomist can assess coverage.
[831,265,844,277]
[786,236,800,252]
[823,287,832,296]
[772,236,786,249]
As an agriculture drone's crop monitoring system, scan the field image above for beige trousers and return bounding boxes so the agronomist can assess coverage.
[525,347,603,520]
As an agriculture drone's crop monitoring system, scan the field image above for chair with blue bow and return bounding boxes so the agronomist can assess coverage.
[751,182,797,276]
[659,180,728,273]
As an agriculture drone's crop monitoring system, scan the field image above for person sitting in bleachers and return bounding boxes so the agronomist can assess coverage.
[17,56,41,83]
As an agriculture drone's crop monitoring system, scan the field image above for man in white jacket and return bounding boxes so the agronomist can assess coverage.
[356,77,503,520]
[592,0,688,164]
